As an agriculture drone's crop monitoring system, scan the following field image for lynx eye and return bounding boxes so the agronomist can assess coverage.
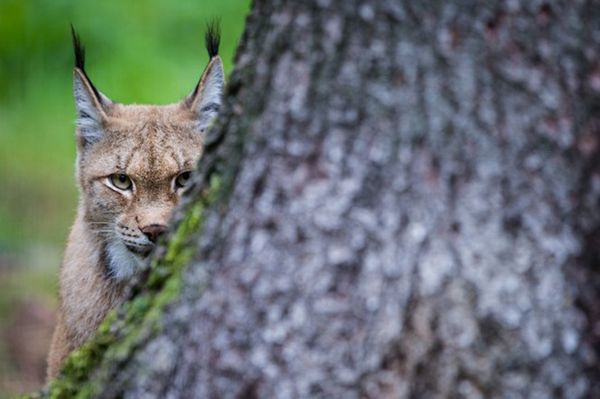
[109,174,132,191]
[175,171,192,189]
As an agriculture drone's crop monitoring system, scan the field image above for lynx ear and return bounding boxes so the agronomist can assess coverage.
[71,26,112,148]
[184,22,224,133]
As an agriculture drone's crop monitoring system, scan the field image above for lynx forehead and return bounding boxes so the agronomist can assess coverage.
[47,23,225,379]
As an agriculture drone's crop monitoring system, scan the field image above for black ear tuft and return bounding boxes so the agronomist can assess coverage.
[205,19,221,58]
[70,25,103,103]
[71,24,86,70]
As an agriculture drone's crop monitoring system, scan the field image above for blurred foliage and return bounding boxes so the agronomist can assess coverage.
[0,1,250,396]
[0,0,250,249]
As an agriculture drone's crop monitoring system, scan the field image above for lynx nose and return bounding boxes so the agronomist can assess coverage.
[141,224,167,243]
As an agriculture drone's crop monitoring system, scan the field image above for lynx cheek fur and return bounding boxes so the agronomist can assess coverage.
[46,25,224,380]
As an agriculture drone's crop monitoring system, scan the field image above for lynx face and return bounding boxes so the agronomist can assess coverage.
[71,27,223,280]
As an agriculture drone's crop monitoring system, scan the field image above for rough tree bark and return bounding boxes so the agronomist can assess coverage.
[43,0,600,398]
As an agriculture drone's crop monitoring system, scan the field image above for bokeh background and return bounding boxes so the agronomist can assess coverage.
[0,0,250,395]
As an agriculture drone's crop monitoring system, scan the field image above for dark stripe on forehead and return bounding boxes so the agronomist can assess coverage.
[157,129,170,168]
[122,146,138,172]
[149,144,156,171]
[157,124,169,144]
[137,121,149,133]
[165,146,184,171]
[144,121,158,171]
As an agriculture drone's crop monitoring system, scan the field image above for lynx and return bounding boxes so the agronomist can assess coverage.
[46,24,224,379]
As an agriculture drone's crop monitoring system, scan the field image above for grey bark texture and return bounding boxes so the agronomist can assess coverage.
[63,0,600,398]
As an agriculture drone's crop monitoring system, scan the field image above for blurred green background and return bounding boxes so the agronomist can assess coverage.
[0,0,250,395]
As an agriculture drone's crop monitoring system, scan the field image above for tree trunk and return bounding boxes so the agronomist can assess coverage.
[44,0,600,398]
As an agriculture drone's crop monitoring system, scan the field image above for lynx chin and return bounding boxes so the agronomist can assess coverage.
[46,23,224,380]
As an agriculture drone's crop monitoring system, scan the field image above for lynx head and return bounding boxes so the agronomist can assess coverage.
[71,24,224,281]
